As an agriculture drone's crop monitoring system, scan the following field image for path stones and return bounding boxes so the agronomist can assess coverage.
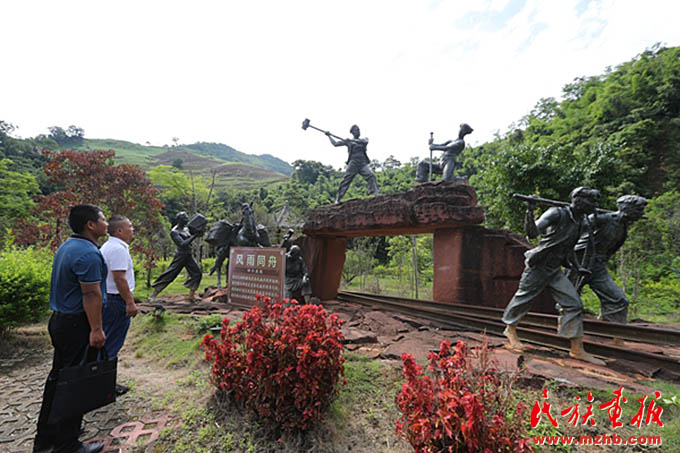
[0,344,178,451]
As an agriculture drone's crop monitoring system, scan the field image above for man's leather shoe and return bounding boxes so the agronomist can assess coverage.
[74,441,104,453]
[32,436,52,452]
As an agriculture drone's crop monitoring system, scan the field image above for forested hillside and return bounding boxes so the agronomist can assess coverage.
[459,44,680,231]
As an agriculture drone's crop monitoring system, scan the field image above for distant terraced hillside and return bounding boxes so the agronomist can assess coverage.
[78,138,292,190]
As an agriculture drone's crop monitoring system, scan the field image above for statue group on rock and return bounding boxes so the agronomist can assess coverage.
[149,118,649,369]
[302,118,473,203]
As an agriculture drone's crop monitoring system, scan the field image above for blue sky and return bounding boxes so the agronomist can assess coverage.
[1,0,679,169]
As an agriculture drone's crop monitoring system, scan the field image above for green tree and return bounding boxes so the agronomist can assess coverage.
[462,44,680,231]
[47,125,85,147]
[13,150,165,286]
[148,165,216,219]
[0,159,39,245]
[0,121,44,173]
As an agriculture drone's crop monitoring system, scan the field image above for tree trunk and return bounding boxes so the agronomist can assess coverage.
[146,264,153,288]
[410,235,419,299]
[619,249,627,294]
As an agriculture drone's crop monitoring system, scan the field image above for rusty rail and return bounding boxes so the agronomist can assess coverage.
[340,291,680,346]
[336,291,680,376]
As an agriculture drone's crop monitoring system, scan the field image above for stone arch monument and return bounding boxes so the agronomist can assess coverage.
[300,182,553,312]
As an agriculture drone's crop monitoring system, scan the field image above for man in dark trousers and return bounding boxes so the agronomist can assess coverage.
[150,211,203,301]
[101,215,138,395]
[570,195,647,329]
[502,187,605,365]
[326,124,379,203]
[34,204,108,453]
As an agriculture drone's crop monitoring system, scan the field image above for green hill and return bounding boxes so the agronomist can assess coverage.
[77,138,293,190]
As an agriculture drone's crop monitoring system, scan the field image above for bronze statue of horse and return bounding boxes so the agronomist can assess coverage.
[205,202,270,288]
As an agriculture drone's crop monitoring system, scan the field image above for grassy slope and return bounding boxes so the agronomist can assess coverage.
[77,138,292,190]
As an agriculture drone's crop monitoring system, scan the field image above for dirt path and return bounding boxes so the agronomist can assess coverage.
[0,327,180,452]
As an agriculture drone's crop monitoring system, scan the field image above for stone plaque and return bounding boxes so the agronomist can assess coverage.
[227,246,285,305]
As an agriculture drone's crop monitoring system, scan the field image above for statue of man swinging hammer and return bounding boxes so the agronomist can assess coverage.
[503,187,605,366]
[326,124,379,203]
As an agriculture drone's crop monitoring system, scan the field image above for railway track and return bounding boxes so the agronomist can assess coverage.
[337,291,680,377]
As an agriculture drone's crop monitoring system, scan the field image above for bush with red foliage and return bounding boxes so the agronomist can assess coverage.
[396,340,532,453]
[13,149,164,276]
[201,295,346,432]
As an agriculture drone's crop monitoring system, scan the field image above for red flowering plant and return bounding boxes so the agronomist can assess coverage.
[396,339,532,453]
[201,295,346,432]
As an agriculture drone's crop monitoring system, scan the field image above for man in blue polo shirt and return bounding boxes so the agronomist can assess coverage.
[34,204,108,453]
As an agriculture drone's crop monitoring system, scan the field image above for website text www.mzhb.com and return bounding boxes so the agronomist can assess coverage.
[531,433,662,446]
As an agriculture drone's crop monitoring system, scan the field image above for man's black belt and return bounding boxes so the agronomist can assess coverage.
[52,311,86,319]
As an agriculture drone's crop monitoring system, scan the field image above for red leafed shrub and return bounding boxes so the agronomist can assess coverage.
[396,339,532,453]
[201,295,346,432]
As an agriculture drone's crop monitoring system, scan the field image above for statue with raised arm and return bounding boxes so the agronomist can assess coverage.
[150,211,203,301]
[503,187,605,365]
[284,245,312,304]
[426,123,473,183]
[326,124,379,203]
[569,195,648,328]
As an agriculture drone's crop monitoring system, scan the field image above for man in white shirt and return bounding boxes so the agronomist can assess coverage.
[101,215,138,394]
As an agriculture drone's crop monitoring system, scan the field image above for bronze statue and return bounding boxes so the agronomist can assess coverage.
[280,228,295,251]
[301,118,379,203]
[284,245,312,303]
[425,123,473,183]
[326,125,379,203]
[206,202,271,288]
[503,187,605,365]
[150,211,203,301]
[569,195,647,329]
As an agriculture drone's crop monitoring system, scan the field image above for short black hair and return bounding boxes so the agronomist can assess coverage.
[107,215,129,236]
[68,204,103,234]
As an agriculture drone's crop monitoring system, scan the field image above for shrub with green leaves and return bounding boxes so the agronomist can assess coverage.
[0,246,52,333]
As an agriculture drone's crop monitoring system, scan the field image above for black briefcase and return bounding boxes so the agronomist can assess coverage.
[48,346,117,424]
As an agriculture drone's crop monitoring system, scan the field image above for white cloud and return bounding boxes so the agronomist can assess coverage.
[1,0,678,169]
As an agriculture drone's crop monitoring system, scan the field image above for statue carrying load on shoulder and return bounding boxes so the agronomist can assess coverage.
[503,187,605,365]
[568,194,648,331]
[416,123,473,183]
[150,211,205,301]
